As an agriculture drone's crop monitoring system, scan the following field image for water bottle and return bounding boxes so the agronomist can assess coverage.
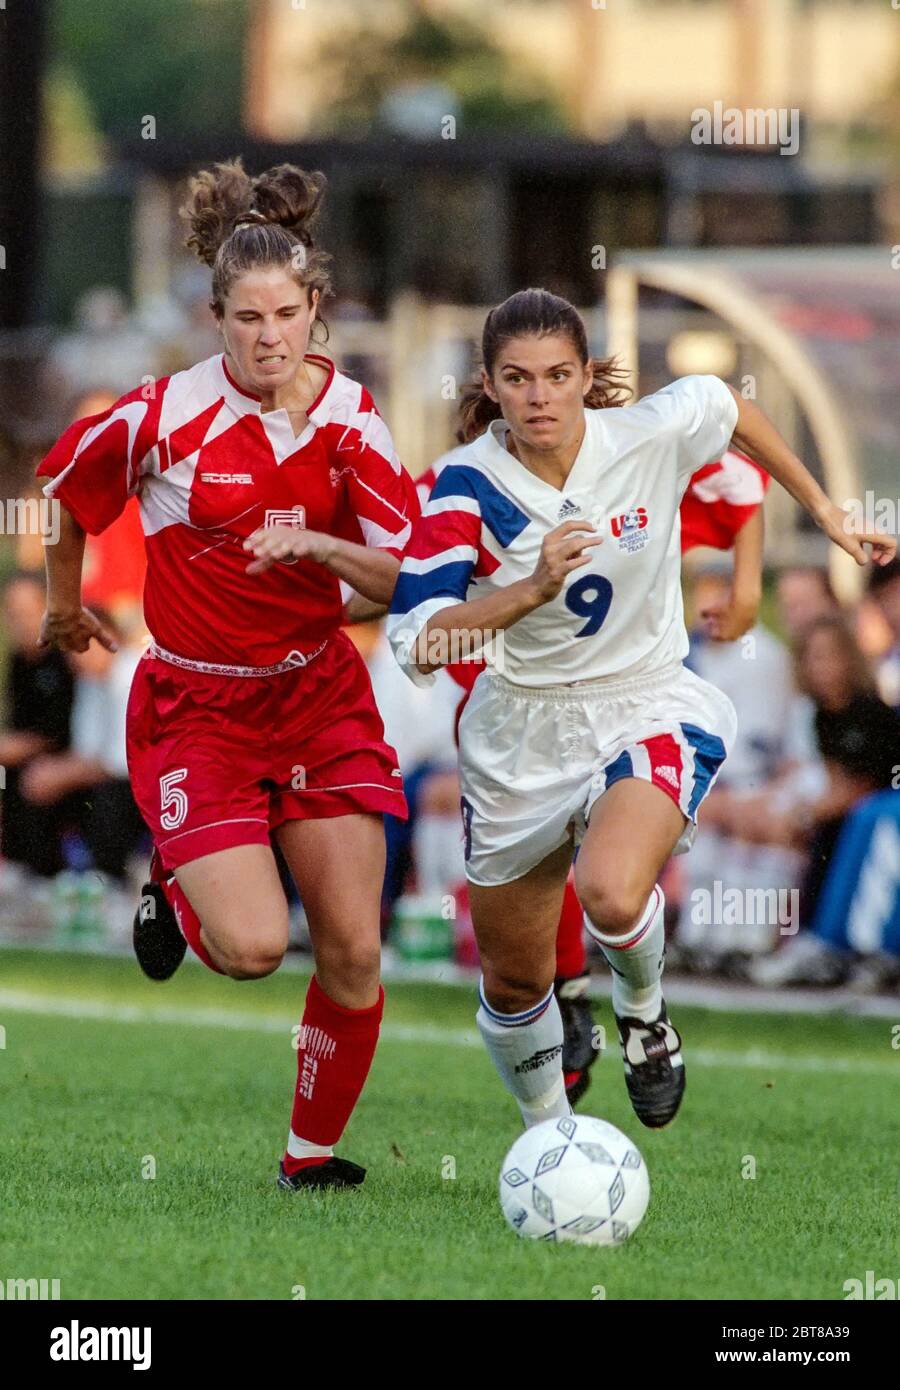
[71,874,107,948]
[51,871,81,944]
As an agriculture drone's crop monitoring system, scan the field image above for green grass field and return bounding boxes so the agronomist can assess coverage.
[1,947,897,1301]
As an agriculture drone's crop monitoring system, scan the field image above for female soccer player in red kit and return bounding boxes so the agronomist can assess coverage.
[37,160,419,1191]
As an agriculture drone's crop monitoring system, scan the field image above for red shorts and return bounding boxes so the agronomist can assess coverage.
[126,631,406,872]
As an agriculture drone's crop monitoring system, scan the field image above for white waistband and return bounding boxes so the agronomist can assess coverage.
[483,660,684,704]
[147,640,328,678]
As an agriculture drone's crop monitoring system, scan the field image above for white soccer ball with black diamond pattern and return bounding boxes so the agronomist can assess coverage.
[499,1114,649,1245]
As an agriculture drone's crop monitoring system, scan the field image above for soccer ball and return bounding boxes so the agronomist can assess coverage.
[499,1114,650,1245]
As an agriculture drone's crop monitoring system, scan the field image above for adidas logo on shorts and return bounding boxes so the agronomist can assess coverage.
[655,765,680,789]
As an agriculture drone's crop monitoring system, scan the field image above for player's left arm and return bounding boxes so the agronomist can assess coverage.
[726,387,896,568]
[244,393,418,603]
[243,525,401,604]
[342,592,388,624]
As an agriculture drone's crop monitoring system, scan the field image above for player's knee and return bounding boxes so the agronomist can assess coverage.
[481,968,552,1018]
[316,938,381,995]
[220,939,286,980]
[576,873,647,938]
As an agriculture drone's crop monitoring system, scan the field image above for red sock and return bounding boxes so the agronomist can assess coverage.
[161,876,224,975]
[556,875,587,979]
[283,975,384,1174]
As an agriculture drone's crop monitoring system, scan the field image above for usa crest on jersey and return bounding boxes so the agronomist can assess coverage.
[610,507,649,553]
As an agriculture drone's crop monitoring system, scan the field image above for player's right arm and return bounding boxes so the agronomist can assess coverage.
[40,506,118,654]
[36,386,158,654]
[389,516,601,680]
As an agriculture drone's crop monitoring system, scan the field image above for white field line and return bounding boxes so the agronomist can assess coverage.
[0,988,897,1078]
[2,940,899,1017]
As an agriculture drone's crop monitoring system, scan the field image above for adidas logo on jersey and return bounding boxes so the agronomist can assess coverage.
[557,498,582,521]
[655,765,680,789]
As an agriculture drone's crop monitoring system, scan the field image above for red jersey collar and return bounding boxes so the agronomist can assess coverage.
[219,353,338,419]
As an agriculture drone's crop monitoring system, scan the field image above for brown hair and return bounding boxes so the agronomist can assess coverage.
[180,157,333,333]
[457,288,631,444]
[793,615,876,702]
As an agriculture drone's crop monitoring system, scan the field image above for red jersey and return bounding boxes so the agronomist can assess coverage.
[679,448,769,552]
[38,353,419,667]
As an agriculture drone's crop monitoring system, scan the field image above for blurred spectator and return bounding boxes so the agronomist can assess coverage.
[47,287,159,401]
[776,565,839,634]
[868,556,900,709]
[331,293,376,322]
[688,567,793,786]
[743,616,900,985]
[18,612,147,884]
[0,573,74,883]
[809,789,900,992]
[151,266,222,374]
[774,565,840,775]
[678,567,801,967]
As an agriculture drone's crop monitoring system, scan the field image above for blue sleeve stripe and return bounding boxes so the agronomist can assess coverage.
[389,559,475,615]
[430,464,530,548]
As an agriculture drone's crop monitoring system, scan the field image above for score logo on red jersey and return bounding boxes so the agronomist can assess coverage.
[263,506,306,564]
[264,506,306,530]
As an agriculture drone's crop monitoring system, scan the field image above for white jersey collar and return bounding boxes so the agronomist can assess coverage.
[474,410,593,499]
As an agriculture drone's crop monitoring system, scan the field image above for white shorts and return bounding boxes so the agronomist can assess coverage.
[456,661,737,887]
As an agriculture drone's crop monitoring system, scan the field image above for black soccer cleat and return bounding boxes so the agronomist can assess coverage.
[133,880,186,982]
[277,1158,366,1191]
[615,1000,685,1129]
[556,974,601,1107]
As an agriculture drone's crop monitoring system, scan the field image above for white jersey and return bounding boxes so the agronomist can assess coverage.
[388,375,739,687]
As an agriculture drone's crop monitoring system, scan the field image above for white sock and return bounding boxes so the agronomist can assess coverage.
[286,1131,334,1163]
[585,885,666,1023]
[476,980,571,1129]
[413,814,465,894]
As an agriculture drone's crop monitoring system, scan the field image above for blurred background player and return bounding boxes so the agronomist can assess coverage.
[36,159,419,1192]
[736,614,900,985]
[0,572,74,888]
[18,607,147,927]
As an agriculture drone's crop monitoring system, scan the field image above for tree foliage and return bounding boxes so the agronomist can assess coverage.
[320,11,570,136]
[51,0,247,139]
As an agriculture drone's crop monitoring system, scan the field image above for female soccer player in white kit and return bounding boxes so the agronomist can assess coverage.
[388,289,895,1131]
